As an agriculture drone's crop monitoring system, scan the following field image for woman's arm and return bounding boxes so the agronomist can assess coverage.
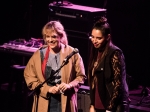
[107,50,125,110]
[68,53,87,92]
[24,53,51,98]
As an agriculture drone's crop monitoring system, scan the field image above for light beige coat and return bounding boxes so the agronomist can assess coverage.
[24,44,86,112]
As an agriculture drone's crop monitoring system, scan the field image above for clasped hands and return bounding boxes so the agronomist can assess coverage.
[49,82,72,94]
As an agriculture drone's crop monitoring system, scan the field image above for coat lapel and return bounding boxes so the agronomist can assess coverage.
[34,50,45,82]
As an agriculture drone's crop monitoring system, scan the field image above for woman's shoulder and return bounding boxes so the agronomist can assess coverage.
[107,45,123,57]
[62,44,74,52]
[109,45,122,53]
[30,49,41,59]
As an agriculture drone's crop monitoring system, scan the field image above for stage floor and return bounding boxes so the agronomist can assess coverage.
[129,86,150,112]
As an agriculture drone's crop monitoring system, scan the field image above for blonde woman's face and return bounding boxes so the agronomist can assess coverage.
[90,29,107,49]
[45,29,61,50]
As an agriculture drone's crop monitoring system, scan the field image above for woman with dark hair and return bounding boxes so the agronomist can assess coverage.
[88,17,129,112]
[24,20,86,112]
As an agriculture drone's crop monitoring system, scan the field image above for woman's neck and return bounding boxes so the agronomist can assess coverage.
[98,45,106,52]
[50,46,61,54]
[98,40,110,52]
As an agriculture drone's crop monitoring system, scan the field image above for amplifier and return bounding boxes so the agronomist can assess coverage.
[77,85,90,112]
[49,3,106,35]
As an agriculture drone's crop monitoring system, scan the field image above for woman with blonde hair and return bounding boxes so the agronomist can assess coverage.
[24,20,86,112]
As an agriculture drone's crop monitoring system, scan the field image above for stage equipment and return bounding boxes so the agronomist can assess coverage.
[0,38,42,56]
[52,0,72,6]
[77,85,90,112]
[137,86,150,106]
[49,3,106,36]
[48,3,106,76]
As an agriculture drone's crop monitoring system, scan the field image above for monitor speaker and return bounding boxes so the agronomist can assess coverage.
[77,93,90,112]
[67,33,90,77]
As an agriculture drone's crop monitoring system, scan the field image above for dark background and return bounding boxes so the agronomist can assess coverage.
[1,0,150,87]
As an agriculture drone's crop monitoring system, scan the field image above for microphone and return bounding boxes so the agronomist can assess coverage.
[63,48,79,62]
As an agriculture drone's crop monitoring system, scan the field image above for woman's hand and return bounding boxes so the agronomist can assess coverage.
[89,105,95,112]
[58,82,72,93]
[49,86,60,94]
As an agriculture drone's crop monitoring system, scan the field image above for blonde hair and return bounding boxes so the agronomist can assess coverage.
[42,21,68,45]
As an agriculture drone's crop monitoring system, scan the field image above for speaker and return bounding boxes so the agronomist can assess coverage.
[77,93,90,112]
[77,85,90,112]
[48,3,106,34]
[67,33,90,76]
[48,3,106,76]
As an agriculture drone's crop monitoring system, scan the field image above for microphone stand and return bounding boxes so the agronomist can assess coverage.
[28,59,69,112]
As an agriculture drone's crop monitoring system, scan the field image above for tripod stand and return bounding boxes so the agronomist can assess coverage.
[137,86,150,105]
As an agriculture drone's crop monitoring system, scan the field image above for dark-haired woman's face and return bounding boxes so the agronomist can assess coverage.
[90,29,107,49]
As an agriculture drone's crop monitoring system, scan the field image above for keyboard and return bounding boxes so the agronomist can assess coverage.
[0,43,38,52]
